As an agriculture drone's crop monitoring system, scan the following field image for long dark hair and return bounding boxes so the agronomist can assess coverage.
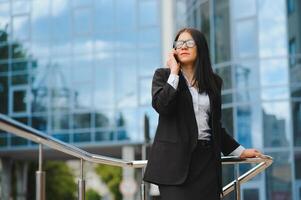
[174,28,220,96]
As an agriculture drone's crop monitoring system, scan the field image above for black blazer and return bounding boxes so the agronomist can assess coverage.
[143,68,240,187]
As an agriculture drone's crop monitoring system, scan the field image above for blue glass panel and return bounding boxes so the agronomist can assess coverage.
[266,152,292,199]
[262,101,291,147]
[260,58,288,86]
[139,0,159,27]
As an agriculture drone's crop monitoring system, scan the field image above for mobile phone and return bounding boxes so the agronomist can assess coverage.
[174,50,179,63]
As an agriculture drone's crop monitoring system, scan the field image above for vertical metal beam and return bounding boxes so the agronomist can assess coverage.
[36,144,45,200]
[234,164,241,200]
[78,159,85,200]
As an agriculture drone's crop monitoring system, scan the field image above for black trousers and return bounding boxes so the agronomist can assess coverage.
[158,140,220,200]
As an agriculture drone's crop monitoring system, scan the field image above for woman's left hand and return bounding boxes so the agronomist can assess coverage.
[240,149,263,159]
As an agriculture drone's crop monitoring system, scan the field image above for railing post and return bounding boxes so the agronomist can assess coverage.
[234,164,241,200]
[78,159,85,200]
[36,144,45,200]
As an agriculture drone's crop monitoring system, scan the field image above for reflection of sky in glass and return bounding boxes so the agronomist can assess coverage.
[232,0,256,19]
[258,0,287,57]
[139,1,159,27]
[0,2,10,32]
[260,59,288,86]
[235,19,257,58]
[262,101,291,146]
[236,104,262,149]
[2,0,161,144]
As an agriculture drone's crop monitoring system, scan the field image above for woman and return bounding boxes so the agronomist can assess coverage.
[143,28,262,200]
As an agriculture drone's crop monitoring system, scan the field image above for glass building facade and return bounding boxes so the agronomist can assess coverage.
[0,0,161,147]
[0,0,301,199]
[177,0,301,199]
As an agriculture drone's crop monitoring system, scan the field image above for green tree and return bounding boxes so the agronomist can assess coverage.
[86,189,102,200]
[44,161,76,200]
[95,164,122,200]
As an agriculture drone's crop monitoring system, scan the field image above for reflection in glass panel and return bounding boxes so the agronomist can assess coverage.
[32,0,50,41]
[73,0,92,7]
[52,133,69,143]
[232,0,256,19]
[295,151,301,179]
[261,87,289,101]
[260,59,288,86]
[72,58,93,83]
[52,113,70,130]
[116,0,135,30]
[94,65,114,109]
[263,102,290,147]
[215,66,232,90]
[214,0,231,63]
[235,19,257,58]
[199,1,210,46]
[266,152,292,200]
[94,0,114,32]
[138,0,158,27]
[95,129,114,141]
[291,85,301,98]
[12,74,28,85]
[115,109,138,141]
[235,61,259,89]
[12,60,28,72]
[13,90,27,113]
[95,34,116,52]
[0,75,8,114]
[139,107,158,140]
[73,113,91,129]
[116,52,137,108]
[0,2,10,33]
[116,30,137,49]
[138,48,161,77]
[221,107,233,137]
[258,0,287,57]
[243,189,259,200]
[73,84,92,110]
[138,28,160,48]
[236,105,262,149]
[73,37,93,55]
[12,15,30,41]
[51,38,71,56]
[32,115,47,131]
[221,93,232,104]
[139,78,152,106]
[95,110,113,128]
[0,44,9,61]
[11,136,27,146]
[236,90,261,103]
[293,101,301,146]
[0,136,7,147]
[74,132,91,143]
[51,0,71,39]
[74,8,92,35]
[12,0,30,15]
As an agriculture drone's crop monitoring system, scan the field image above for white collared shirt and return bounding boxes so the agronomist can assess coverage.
[167,73,245,156]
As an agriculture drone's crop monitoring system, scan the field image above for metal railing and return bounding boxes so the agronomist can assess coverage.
[0,113,273,200]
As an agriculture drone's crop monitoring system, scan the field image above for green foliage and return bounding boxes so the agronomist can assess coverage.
[86,189,102,200]
[95,164,122,200]
[44,161,77,200]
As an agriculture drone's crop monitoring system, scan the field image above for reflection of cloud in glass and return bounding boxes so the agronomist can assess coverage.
[258,0,287,57]
[260,59,288,86]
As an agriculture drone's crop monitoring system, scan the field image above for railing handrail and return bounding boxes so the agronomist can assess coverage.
[0,113,273,199]
[0,113,272,167]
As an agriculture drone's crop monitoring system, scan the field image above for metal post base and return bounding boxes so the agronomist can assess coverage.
[36,171,45,200]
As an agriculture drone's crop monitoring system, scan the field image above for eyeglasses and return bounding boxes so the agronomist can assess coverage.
[173,39,196,49]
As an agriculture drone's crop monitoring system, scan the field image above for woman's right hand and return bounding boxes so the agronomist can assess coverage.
[166,49,180,75]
